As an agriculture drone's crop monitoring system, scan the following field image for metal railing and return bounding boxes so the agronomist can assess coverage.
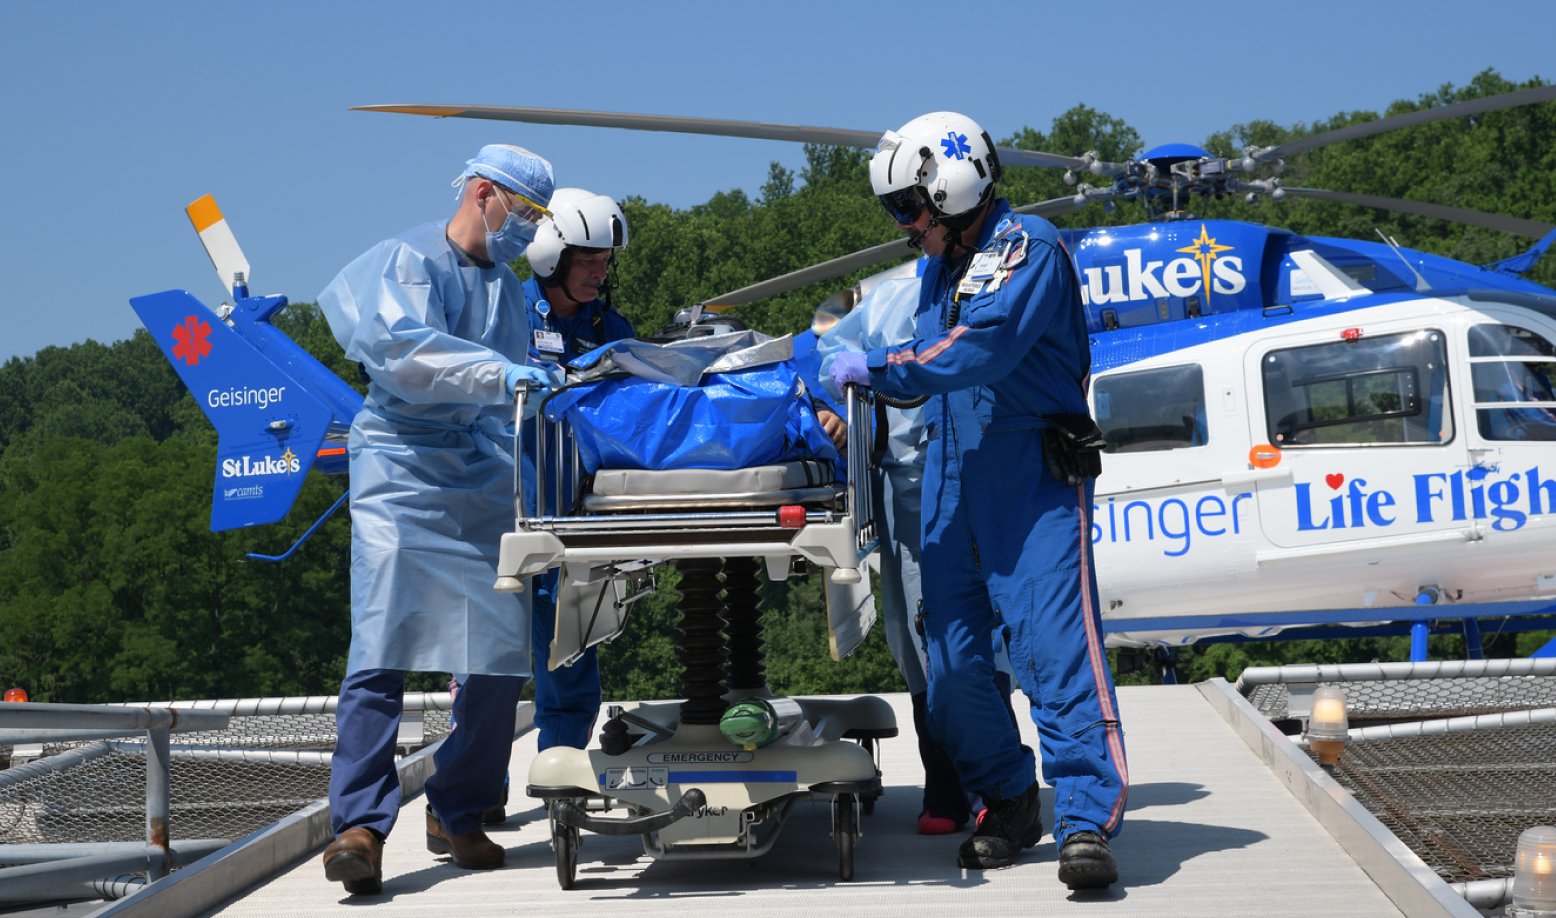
[0,702,230,902]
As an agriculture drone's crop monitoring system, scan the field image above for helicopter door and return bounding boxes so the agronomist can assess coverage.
[1250,324,1465,550]
[1460,314,1556,549]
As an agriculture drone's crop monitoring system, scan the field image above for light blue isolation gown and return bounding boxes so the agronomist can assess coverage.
[318,220,533,677]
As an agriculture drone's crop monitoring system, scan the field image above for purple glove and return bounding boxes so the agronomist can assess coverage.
[829,352,872,392]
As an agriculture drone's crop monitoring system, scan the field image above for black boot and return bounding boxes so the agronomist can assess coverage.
[956,781,1043,869]
[1057,830,1118,889]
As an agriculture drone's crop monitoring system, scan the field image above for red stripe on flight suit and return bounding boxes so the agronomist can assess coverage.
[1075,483,1129,832]
[885,324,970,366]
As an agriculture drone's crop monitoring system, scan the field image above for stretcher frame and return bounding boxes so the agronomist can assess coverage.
[492,382,896,887]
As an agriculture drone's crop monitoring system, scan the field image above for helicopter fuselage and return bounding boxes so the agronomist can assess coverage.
[1070,219,1556,644]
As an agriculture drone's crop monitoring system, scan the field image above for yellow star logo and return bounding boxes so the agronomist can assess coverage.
[1176,224,1235,308]
[280,448,297,472]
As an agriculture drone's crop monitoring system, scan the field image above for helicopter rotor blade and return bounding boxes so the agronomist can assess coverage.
[349,104,1121,175]
[1280,187,1556,239]
[704,238,913,309]
[702,195,1084,309]
[1250,83,1556,162]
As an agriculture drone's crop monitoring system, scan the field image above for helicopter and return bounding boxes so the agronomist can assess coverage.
[348,87,1556,662]
[127,83,1556,667]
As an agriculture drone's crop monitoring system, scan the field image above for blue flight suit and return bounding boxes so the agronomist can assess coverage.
[521,276,636,750]
[318,221,534,840]
[863,200,1129,844]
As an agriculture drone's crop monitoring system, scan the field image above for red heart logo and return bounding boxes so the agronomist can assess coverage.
[1326,474,1344,490]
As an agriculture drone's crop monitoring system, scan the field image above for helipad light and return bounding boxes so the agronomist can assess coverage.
[1305,685,1349,773]
[1510,826,1556,917]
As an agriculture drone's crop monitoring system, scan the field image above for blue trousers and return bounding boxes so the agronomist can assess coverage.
[920,429,1128,844]
[330,668,525,838]
[531,569,603,751]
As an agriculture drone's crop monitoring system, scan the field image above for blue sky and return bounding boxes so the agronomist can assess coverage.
[2,0,1552,363]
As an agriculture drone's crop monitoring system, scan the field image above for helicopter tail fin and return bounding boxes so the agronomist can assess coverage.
[1484,226,1556,277]
[130,288,342,532]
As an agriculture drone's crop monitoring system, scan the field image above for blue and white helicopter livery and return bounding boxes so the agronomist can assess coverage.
[129,84,1556,665]
[351,86,1556,659]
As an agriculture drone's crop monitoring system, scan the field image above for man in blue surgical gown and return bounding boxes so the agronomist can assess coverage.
[315,144,557,895]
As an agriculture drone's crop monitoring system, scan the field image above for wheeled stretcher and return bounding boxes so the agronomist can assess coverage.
[493,372,896,888]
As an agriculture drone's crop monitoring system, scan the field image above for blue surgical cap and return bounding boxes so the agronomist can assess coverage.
[455,144,555,206]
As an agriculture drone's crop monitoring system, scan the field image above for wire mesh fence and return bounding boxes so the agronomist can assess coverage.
[0,706,454,859]
[1251,673,1556,883]
[1247,674,1556,721]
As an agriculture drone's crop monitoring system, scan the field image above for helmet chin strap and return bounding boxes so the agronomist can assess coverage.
[598,254,619,309]
[935,195,996,261]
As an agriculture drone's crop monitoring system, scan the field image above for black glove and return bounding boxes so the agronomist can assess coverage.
[1040,413,1105,486]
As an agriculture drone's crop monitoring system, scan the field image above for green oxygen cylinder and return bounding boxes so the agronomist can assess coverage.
[719,697,805,749]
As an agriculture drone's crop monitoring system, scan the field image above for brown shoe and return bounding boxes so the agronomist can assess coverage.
[323,826,383,895]
[425,805,504,869]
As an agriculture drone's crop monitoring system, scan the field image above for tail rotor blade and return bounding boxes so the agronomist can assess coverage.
[186,195,251,293]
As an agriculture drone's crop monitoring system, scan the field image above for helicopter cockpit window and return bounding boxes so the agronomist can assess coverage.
[1468,324,1556,441]
[1092,365,1207,453]
[1262,330,1451,446]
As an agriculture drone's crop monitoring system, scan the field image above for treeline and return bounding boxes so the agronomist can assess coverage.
[1,70,1552,702]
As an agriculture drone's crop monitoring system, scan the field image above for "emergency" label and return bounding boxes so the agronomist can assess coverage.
[648,752,754,764]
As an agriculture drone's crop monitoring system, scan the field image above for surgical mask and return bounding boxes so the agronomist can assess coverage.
[484,194,539,265]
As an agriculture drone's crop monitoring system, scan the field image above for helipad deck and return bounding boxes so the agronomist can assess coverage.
[164,685,1432,918]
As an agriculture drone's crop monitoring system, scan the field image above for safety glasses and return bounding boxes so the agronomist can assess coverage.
[497,186,552,225]
[878,188,926,226]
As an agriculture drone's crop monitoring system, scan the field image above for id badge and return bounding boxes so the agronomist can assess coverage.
[968,252,1000,280]
[534,330,565,354]
[957,275,987,296]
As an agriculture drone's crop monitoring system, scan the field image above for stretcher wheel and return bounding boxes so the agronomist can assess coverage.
[834,792,857,882]
[552,818,580,889]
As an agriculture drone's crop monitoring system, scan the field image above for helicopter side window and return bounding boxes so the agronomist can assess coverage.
[1092,365,1207,453]
[1468,324,1556,441]
[1262,330,1451,446]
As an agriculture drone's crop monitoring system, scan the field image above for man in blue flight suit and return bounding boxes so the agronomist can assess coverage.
[819,275,1021,836]
[315,145,557,895]
[830,112,1128,888]
[518,189,636,752]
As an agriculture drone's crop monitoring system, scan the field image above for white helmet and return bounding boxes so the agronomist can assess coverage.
[869,112,1001,228]
[528,188,629,283]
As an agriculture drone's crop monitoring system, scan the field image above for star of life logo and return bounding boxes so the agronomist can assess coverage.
[172,315,212,366]
[221,448,299,479]
[941,132,971,160]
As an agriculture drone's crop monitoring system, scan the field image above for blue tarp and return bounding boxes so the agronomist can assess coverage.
[543,360,843,477]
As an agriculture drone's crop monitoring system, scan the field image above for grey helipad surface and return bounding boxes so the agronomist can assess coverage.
[197,687,1407,917]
